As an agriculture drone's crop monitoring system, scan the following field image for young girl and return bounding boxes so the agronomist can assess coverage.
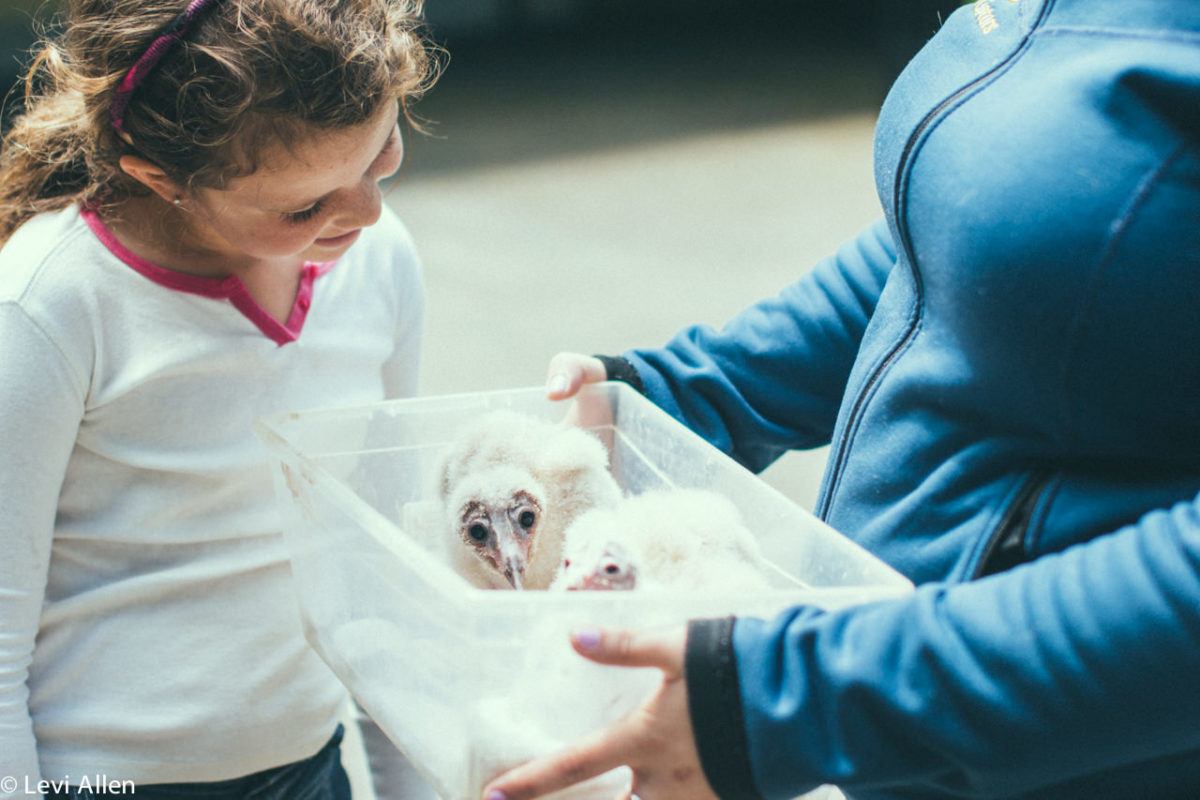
[0,1,435,796]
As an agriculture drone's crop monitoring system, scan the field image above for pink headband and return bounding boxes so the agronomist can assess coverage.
[109,0,225,136]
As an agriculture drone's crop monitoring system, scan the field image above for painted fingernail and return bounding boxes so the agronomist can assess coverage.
[485,791,508,800]
[547,373,568,396]
[574,627,602,651]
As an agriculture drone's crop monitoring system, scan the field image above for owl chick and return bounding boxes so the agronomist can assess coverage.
[437,409,622,590]
[550,488,779,593]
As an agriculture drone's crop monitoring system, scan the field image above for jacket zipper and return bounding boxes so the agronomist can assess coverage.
[815,0,1056,521]
[973,469,1052,578]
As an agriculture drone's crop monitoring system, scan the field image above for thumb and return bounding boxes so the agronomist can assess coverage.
[545,353,606,400]
[571,626,686,677]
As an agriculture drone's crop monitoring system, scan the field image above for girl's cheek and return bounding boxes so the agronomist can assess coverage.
[250,221,328,256]
[269,225,314,246]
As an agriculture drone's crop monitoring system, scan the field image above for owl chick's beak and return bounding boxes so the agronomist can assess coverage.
[493,518,528,590]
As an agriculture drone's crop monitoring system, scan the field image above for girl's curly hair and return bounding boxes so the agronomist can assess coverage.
[0,0,438,245]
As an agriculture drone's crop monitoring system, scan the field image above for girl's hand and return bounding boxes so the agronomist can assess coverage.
[545,353,607,400]
[481,626,719,800]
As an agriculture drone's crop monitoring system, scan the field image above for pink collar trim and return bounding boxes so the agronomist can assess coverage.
[81,208,337,346]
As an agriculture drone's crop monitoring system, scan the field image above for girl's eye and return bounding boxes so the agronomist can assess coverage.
[282,199,325,224]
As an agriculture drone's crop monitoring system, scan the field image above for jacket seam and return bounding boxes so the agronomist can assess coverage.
[964,470,1034,579]
[1024,473,1066,555]
[818,303,921,521]
[1056,144,1187,444]
[1036,25,1200,45]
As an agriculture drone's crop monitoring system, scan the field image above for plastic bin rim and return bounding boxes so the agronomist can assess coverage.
[253,383,914,594]
[255,382,631,434]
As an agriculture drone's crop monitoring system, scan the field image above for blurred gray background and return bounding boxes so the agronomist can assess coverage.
[2,0,957,512]
[385,0,956,511]
[2,3,957,791]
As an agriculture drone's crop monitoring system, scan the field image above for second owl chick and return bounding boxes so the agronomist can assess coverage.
[551,488,779,593]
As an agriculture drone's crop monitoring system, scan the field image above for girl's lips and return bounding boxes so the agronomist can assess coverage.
[316,228,361,247]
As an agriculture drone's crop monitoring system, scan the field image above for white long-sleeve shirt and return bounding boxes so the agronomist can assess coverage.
[0,204,423,789]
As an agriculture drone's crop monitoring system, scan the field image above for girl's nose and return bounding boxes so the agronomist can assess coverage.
[335,177,383,231]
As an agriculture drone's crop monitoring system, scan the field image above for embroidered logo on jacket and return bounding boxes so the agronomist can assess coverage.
[974,0,1000,35]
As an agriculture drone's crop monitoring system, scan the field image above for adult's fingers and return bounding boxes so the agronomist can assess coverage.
[545,353,607,400]
[482,723,635,800]
[571,626,686,678]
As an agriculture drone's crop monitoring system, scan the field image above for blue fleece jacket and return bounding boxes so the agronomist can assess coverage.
[619,0,1200,797]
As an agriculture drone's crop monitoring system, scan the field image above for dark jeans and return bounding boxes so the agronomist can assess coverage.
[49,725,351,800]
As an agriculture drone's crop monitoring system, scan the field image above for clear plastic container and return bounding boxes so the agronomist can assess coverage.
[256,383,912,800]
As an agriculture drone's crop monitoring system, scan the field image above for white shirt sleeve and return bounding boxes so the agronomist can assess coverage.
[0,303,85,790]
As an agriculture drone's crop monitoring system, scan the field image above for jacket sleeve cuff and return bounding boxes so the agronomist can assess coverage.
[593,354,646,395]
[686,617,763,800]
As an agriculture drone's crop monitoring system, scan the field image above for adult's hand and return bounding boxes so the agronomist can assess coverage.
[481,626,719,800]
[545,353,607,401]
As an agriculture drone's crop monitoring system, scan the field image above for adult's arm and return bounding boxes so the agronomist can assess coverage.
[688,493,1200,797]
[0,303,85,793]
[624,217,895,473]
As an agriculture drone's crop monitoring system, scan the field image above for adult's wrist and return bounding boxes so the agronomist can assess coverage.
[593,354,645,394]
[685,616,763,800]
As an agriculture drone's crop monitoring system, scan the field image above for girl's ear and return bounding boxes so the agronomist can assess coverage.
[118,154,186,204]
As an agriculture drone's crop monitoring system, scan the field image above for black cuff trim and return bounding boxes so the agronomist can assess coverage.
[686,617,762,800]
[593,354,646,395]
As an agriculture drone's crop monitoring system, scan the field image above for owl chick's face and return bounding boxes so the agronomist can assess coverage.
[455,487,543,590]
[558,538,638,591]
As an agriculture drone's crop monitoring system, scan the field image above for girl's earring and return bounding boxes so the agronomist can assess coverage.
[172,197,182,206]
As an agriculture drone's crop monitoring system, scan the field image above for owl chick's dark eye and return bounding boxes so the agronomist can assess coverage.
[518,510,536,529]
[467,523,489,543]
[604,562,621,575]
